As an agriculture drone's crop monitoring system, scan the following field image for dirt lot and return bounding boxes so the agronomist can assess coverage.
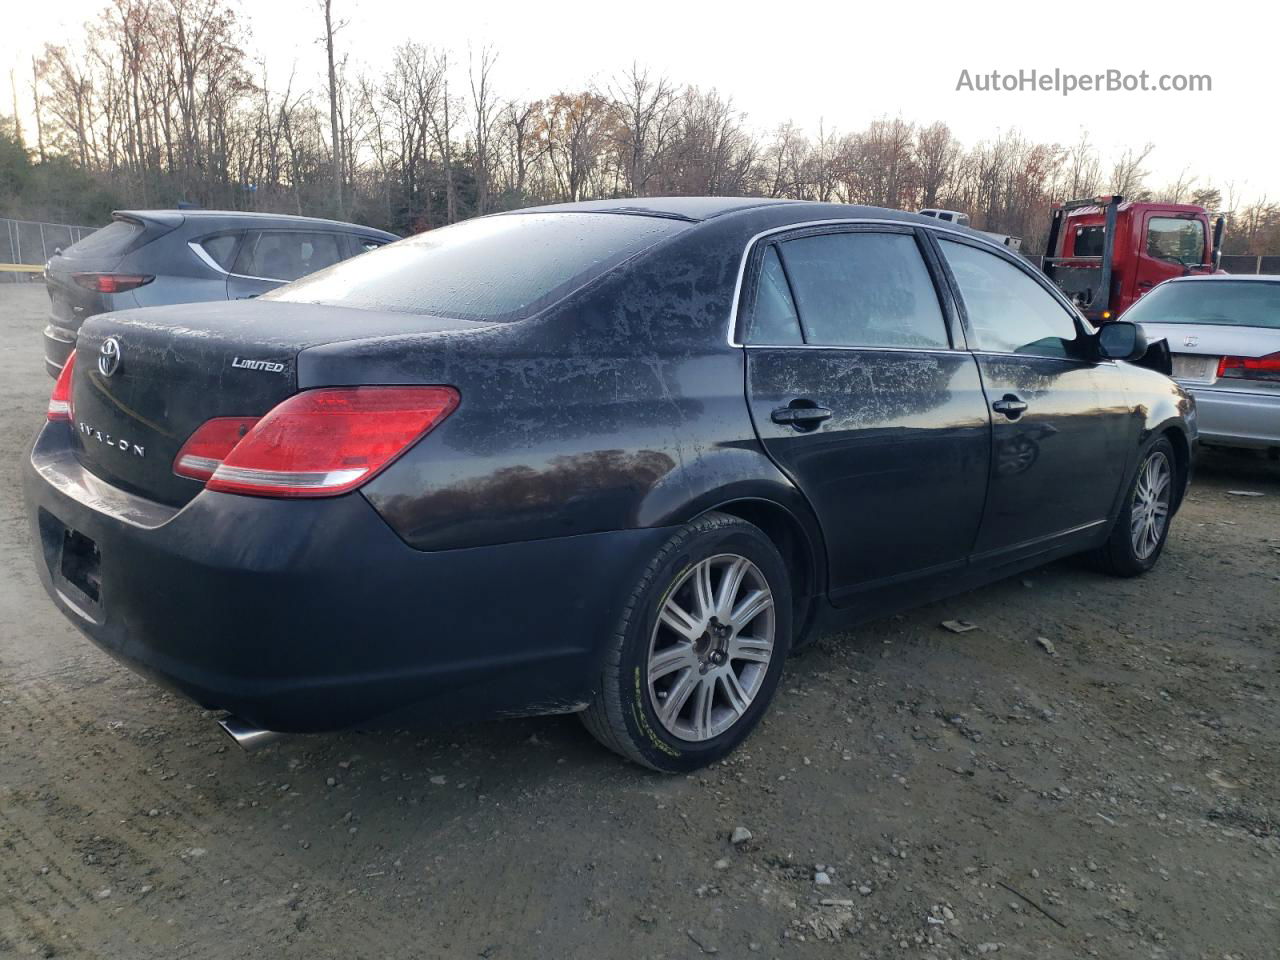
[1,282,1277,960]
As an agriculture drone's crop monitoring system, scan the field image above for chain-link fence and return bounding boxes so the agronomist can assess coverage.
[1220,254,1280,275]
[1,217,101,282]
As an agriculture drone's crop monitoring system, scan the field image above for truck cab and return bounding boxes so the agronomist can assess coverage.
[1043,196,1223,321]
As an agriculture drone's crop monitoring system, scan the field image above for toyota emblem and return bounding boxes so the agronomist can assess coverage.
[98,337,121,377]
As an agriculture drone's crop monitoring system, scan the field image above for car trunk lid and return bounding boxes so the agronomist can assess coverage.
[71,300,493,506]
[1137,322,1280,390]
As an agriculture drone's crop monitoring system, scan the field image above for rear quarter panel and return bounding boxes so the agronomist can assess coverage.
[304,220,809,553]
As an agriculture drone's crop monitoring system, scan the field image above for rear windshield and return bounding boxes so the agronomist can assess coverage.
[263,213,687,321]
[1124,280,1280,329]
[62,218,143,259]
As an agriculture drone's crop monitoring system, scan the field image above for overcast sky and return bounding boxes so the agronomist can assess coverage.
[3,0,1273,205]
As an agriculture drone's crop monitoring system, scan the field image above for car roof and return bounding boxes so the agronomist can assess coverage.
[1167,274,1280,283]
[508,196,812,222]
[503,197,967,231]
[115,209,399,239]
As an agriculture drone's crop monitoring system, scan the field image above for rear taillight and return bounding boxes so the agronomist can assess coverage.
[48,350,77,421]
[71,273,154,294]
[173,416,262,481]
[1216,352,1280,382]
[181,386,459,498]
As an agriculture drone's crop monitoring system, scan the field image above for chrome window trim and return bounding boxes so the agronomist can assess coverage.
[743,343,952,356]
[188,240,231,275]
[726,217,1089,352]
[189,239,286,283]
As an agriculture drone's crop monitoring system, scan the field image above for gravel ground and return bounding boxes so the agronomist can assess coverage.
[1,282,1277,960]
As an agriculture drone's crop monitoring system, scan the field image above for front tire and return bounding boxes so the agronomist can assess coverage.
[581,512,792,772]
[1092,437,1177,577]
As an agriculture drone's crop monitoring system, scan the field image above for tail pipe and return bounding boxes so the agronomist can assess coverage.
[218,716,282,752]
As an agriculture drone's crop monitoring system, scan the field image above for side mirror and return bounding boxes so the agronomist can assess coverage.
[1097,320,1148,361]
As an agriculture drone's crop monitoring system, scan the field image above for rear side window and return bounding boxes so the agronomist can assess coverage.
[356,237,387,253]
[197,233,240,270]
[1072,225,1106,257]
[745,246,803,344]
[775,232,949,349]
[940,238,1079,358]
[234,231,346,282]
[62,219,143,259]
[265,213,687,321]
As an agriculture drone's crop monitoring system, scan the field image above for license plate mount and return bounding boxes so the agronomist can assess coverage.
[1171,354,1218,383]
[59,528,102,603]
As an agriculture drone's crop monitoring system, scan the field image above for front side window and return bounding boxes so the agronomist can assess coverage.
[744,245,803,344]
[940,238,1080,358]
[1146,217,1206,267]
[234,231,346,282]
[775,232,948,349]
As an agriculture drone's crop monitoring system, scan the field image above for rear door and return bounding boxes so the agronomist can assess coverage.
[742,225,991,604]
[226,230,347,299]
[933,235,1136,559]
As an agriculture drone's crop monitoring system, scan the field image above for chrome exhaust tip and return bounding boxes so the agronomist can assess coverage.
[218,716,282,752]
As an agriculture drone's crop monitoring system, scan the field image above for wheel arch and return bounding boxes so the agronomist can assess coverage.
[1159,423,1192,512]
[693,496,826,648]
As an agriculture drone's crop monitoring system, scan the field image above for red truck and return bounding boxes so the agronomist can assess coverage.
[1041,195,1225,321]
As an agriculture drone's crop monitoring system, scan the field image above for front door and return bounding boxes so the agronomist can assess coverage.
[934,235,1136,559]
[1132,214,1208,308]
[740,226,991,603]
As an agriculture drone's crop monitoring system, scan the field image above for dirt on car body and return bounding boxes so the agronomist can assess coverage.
[1,285,1276,959]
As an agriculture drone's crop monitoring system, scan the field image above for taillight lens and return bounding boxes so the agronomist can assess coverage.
[173,416,262,481]
[191,386,459,498]
[1216,352,1280,382]
[71,273,154,294]
[48,350,77,421]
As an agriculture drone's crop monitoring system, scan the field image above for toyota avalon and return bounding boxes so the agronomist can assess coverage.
[24,198,1196,771]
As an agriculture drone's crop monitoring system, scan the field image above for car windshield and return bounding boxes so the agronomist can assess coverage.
[264,212,687,321]
[1124,280,1280,329]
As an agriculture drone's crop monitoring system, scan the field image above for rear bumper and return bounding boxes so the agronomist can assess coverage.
[1179,383,1280,449]
[24,423,667,732]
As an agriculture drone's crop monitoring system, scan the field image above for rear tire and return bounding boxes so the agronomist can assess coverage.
[1091,437,1177,577]
[581,512,792,772]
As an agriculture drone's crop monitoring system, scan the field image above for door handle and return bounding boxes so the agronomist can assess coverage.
[771,403,833,428]
[991,395,1028,419]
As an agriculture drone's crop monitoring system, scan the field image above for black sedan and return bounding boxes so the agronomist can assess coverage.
[24,198,1195,771]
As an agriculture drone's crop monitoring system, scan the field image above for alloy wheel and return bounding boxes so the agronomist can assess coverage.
[646,554,776,742]
[1130,451,1172,560]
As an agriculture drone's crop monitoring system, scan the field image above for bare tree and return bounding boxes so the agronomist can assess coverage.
[468,46,500,214]
[322,0,344,217]
[1111,142,1154,199]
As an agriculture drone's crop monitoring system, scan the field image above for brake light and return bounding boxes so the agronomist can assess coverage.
[1216,352,1280,382]
[71,273,154,294]
[173,416,262,481]
[47,350,77,421]
[197,386,459,498]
